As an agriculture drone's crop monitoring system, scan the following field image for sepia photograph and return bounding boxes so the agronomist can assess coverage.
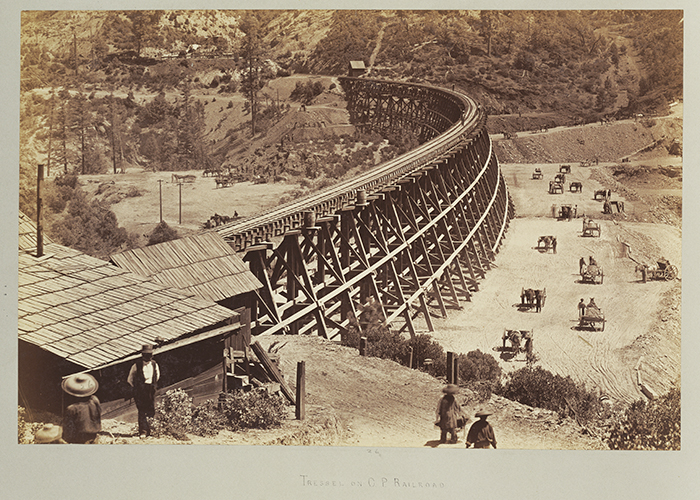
[5,3,698,498]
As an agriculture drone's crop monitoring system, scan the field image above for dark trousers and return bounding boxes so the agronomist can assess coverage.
[440,428,457,443]
[134,383,156,436]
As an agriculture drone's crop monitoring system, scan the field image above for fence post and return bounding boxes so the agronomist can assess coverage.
[446,352,455,384]
[296,361,305,420]
[453,358,459,385]
[408,346,414,369]
[359,337,367,356]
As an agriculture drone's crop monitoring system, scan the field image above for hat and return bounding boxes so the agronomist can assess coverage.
[61,373,98,397]
[442,384,459,395]
[475,410,492,418]
[34,424,63,443]
[141,344,154,354]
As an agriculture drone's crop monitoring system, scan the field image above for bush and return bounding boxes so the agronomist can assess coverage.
[607,386,680,450]
[147,220,179,246]
[409,334,446,377]
[458,349,501,383]
[190,399,229,437]
[150,388,193,440]
[219,389,286,430]
[497,366,600,423]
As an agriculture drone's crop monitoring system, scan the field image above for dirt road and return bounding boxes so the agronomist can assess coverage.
[430,163,681,405]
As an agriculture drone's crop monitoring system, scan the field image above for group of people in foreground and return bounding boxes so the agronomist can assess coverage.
[436,384,497,449]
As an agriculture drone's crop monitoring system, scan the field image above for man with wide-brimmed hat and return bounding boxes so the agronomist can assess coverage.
[34,423,67,444]
[127,344,160,438]
[466,409,497,449]
[435,384,467,444]
[61,373,101,444]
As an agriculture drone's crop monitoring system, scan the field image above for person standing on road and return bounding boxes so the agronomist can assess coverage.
[579,257,586,273]
[535,290,542,313]
[552,237,557,254]
[127,344,160,439]
[578,298,586,317]
[435,384,466,444]
[61,373,102,444]
[466,410,497,449]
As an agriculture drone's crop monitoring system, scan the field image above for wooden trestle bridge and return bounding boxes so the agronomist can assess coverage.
[214,77,514,340]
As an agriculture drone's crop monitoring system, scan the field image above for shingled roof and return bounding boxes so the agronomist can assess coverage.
[19,211,52,252]
[18,233,238,371]
[110,232,262,302]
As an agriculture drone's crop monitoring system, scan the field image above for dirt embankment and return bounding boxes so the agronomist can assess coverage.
[493,115,682,164]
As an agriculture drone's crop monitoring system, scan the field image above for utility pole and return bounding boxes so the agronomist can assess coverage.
[178,182,182,224]
[36,164,44,258]
[158,179,163,222]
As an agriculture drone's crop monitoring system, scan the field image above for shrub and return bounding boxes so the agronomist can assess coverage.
[409,334,446,378]
[150,388,193,440]
[458,349,501,383]
[497,366,601,423]
[147,220,179,246]
[219,389,286,430]
[607,386,680,450]
[190,399,229,437]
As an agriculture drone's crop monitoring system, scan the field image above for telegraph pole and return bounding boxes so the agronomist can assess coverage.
[158,179,163,222]
[179,182,182,224]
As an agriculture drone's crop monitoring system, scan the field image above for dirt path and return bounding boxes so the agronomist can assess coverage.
[430,163,681,404]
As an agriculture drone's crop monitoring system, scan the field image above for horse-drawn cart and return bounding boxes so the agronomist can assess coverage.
[559,164,572,174]
[636,259,678,282]
[580,263,604,284]
[569,181,583,193]
[520,288,546,311]
[557,205,577,221]
[532,168,543,179]
[582,219,601,237]
[549,180,564,194]
[537,235,557,252]
[502,329,533,355]
[579,304,605,331]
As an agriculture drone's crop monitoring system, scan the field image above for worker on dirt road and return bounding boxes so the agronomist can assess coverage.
[466,410,497,449]
[435,384,466,444]
[578,299,586,317]
[535,290,542,313]
[579,257,586,273]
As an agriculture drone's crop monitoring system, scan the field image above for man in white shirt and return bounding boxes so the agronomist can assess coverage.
[127,344,160,438]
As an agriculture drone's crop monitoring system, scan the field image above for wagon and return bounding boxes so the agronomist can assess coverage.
[580,263,604,284]
[582,219,601,237]
[569,181,583,193]
[557,205,577,220]
[594,189,610,201]
[559,164,571,174]
[520,287,546,311]
[532,168,543,179]
[549,180,564,194]
[580,161,592,167]
[554,173,566,184]
[579,305,605,331]
[636,259,678,281]
[502,329,533,355]
[537,235,557,252]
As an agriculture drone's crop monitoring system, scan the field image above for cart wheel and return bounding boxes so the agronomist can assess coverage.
[665,266,678,281]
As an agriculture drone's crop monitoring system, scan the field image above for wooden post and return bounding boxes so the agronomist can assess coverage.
[295,361,305,420]
[359,337,367,356]
[158,179,163,222]
[446,352,455,384]
[178,182,182,224]
[453,357,459,385]
[408,346,414,369]
[36,164,44,258]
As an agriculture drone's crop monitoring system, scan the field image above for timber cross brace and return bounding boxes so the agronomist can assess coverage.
[216,77,514,341]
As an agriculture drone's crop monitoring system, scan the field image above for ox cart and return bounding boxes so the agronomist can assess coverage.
[636,259,678,282]
[549,180,564,194]
[580,263,604,284]
[582,219,601,237]
[502,329,533,356]
[554,173,566,184]
[569,181,583,193]
[557,204,577,221]
[537,235,557,252]
[559,164,571,174]
[520,288,546,312]
[579,303,605,331]
[532,168,543,179]
[594,189,611,201]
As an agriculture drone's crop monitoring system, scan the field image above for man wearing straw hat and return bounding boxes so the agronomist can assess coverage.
[435,384,467,444]
[127,344,160,439]
[61,373,102,444]
[466,410,497,449]
[34,423,67,444]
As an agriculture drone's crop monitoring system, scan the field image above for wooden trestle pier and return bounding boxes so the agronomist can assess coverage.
[215,77,513,340]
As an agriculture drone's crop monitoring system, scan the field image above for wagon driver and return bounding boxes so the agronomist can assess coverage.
[578,298,586,318]
[128,344,160,439]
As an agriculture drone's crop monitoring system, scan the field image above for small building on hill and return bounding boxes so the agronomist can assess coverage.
[18,214,253,421]
[348,60,366,77]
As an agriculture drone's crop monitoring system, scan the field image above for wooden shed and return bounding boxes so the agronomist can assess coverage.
[348,60,366,77]
[110,232,263,352]
[18,214,246,420]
